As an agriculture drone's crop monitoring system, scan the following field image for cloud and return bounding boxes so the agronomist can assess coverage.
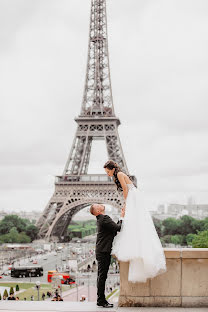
[0,0,208,213]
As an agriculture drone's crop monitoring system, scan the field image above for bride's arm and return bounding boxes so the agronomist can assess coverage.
[117,172,128,200]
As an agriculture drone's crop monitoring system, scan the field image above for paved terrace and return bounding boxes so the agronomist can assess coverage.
[0,302,207,312]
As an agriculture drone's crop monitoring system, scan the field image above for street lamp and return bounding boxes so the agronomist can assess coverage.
[76,272,79,302]
[58,275,62,297]
[35,281,40,301]
[88,273,90,302]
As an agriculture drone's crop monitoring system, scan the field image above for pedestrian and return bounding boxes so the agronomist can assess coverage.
[16,297,19,300]
[57,295,63,301]
[51,296,57,301]
[7,294,15,300]
[80,295,86,302]
[31,295,34,301]
[47,291,51,298]
[55,289,59,297]
[42,292,45,300]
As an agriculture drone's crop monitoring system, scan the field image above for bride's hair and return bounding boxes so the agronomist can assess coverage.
[103,160,123,191]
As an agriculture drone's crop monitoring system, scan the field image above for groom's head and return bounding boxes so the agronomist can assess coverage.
[90,204,105,216]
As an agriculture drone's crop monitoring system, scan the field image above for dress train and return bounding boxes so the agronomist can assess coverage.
[111,184,167,283]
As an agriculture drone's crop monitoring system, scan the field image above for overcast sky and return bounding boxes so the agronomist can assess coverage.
[0,0,208,215]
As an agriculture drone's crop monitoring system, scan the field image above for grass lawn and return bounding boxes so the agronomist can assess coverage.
[0,282,36,289]
[0,282,70,301]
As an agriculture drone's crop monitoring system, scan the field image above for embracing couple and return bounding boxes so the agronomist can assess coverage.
[90,160,167,308]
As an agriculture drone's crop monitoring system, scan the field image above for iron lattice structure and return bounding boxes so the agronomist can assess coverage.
[36,0,136,241]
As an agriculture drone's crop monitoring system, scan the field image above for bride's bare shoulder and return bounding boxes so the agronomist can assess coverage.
[117,172,125,177]
[118,171,132,184]
[117,172,129,181]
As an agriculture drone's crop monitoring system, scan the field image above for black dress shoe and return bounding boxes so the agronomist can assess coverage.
[97,302,114,308]
[97,302,105,306]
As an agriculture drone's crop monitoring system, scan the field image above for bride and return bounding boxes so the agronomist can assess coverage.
[104,160,167,283]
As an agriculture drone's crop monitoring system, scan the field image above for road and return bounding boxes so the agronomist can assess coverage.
[2,250,67,283]
[2,250,120,291]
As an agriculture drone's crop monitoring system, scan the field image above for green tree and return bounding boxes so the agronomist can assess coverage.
[3,289,8,298]
[153,217,162,237]
[9,287,14,295]
[162,218,180,235]
[192,230,208,248]
[16,285,19,292]
[177,215,197,236]
[0,293,2,300]
[6,227,19,243]
[162,235,172,243]
[0,215,28,235]
[160,237,166,247]
[0,228,31,243]
[0,221,14,235]
[170,234,184,245]
[186,233,197,246]
[18,232,31,243]
[25,224,39,241]
[201,217,208,231]
[191,218,204,232]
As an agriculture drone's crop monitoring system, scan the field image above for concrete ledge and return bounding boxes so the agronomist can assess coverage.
[182,248,208,258]
[118,248,208,307]
[164,248,181,258]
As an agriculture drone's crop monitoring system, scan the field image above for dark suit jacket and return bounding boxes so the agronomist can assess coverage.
[95,214,122,254]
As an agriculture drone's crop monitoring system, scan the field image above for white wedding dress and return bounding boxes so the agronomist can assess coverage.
[111,183,167,283]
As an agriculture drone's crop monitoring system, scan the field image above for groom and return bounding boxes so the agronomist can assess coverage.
[90,204,124,308]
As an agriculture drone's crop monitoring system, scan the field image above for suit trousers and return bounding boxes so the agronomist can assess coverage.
[96,252,111,304]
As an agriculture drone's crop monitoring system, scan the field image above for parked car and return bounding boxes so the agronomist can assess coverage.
[0,275,3,279]
[33,260,38,264]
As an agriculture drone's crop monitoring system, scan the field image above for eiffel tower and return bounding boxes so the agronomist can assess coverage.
[36,0,136,242]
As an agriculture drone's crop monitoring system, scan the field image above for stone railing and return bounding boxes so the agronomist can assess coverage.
[119,248,208,307]
[78,254,96,270]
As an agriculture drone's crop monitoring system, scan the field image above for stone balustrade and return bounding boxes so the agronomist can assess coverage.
[118,248,208,307]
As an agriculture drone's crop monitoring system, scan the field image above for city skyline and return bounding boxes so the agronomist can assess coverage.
[0,0,208,213]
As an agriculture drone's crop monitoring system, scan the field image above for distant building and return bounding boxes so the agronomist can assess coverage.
[3,243,32,250]
[0,211,7,221]
[150,203,208,220]
[0,210,41,222]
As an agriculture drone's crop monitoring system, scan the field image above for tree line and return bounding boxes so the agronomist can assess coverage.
[0,215,39,243]
[67,220,97,240]
[0,214,207,247]
[153,215,208,247]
